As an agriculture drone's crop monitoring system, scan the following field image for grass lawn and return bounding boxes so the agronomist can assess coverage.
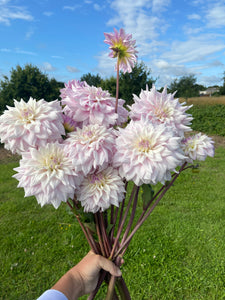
[0,145,225,300]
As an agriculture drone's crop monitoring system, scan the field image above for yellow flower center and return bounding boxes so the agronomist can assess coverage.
[154,105,173,122]
[20,108,35,123]
[44,155,61,171]
[111,42,129,59]
[137,139,152,153]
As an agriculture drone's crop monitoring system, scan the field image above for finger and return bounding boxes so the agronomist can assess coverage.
[97,256,122,277]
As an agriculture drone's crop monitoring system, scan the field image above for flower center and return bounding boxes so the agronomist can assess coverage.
[137,139,152,153]
[20,108,35,123]
[44,155,61,171]
[111,42,128,59]
[154,106,172,122]
[89,173,106,188]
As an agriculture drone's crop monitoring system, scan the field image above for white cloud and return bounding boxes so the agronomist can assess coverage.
[199,75,223,86]
[93,3,102,11]
[0,0,33,25]
[187,13,201,20]
[183,25,202,35]
[25,27,35,39]
[43,11,54,17]
[96,52,116,77]
[151,59,194,87]
[15,48,36,55]
[161,34,225,64]
[0,47,36,55]
[0,48,11,52]
[63,5,81,11]
[66,66,80,73]
[152,0,170,13]
[41,62,56,72]
[206,4,225,28]
[52,55,64,59]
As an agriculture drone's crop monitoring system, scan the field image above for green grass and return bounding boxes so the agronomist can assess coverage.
[1,147,225,299]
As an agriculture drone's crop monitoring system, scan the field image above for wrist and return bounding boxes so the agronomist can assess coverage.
[51,269,83,300]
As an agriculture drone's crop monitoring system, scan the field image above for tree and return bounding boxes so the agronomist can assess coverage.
[80,73,102,87]
[168,75,201,98]
[119,62,155,105]
[100,76,117,97]
[0,64,64,112]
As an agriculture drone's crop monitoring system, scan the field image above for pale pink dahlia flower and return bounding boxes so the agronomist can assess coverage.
[181,133,214,163]
[129,85,193,137]
[64,124,116,176]
[76,167,125,213]
[60,79,87,99]
[0,98,65,154]
[13,142,82,209]
[113,119,186,186]
[104,28,138,73]
[61,80,128,127]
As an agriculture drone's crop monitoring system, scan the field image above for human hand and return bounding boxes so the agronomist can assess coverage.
[51,251,122,300]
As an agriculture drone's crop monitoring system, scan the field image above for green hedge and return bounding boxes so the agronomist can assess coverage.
[189,104,225,136]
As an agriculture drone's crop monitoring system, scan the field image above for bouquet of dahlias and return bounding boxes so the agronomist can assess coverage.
[0,28,214,299]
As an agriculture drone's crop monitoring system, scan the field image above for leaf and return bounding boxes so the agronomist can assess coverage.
[141,184,154,210]
[84,222,97,234]
[106,223,114,235]
[192,164,200,173]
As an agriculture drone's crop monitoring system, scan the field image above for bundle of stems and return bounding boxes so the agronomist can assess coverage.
[67,161,189,299]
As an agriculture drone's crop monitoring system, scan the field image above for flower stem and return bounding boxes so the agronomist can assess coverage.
[95,213,106,257]
[115,58,120,113]
[66,201,96,253]
[99,212,111,256]
[116,277,131,300]
[105,275,117,300]
[114,162,187,257]
[109,184,138,260]
[120,186,139,246]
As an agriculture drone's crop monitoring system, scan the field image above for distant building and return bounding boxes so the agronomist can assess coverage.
[199,87,219,96]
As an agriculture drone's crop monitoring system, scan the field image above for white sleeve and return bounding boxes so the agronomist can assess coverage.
[36,289,68,300]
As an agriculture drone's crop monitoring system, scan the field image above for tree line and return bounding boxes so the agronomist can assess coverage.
[1,63,225,113]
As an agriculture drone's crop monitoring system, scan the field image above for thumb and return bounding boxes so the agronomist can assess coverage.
[97,256,122,277]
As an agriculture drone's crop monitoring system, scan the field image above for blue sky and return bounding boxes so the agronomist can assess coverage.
[0,0,225,88]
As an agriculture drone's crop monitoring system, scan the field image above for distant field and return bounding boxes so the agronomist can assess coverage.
[180,95,225,105]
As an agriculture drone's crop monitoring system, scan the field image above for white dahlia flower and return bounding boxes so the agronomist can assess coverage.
[60,80,128,127]
[0,98,65,154]
[13,142,82,209]
[113,119,186,186]
[129,85,193,137]
[76,167,125,213]
[64,124,116,176]
[181,133,214,163]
